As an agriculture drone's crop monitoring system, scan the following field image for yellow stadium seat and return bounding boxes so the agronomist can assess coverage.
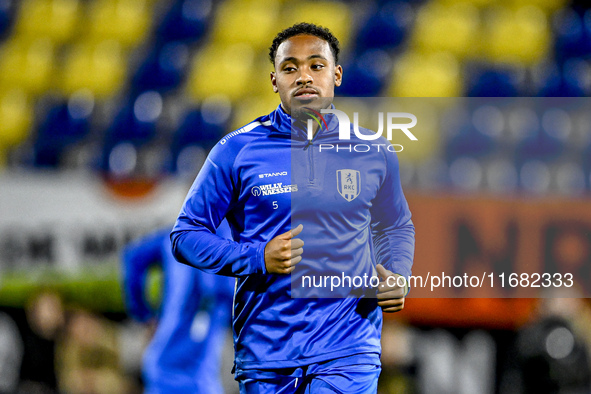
[0,89,32,151]
[187,43,256,102]
[386,99,442,164]
[389,51,462,97]
[250,56,277,96]
[0,38,55,94]
[232,93,280,130]
[281,2,354,49]
[212,0,281,51]
[14,0,81,44]
[505,0,567,12]
[60,40,127,99]
[412,3,480,58]
[86,0,151,48]
[481,6,550,66]
[436,0,494,7]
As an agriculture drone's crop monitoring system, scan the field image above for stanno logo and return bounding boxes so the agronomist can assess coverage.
[337,170,360,202]
[258,171,288,178]
[251,183,298,197]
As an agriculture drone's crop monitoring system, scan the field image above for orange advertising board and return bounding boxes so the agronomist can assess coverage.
[394,193,591,328]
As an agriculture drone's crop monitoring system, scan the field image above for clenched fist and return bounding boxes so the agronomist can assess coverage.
[376,264,406,313]
[264,224,304,274]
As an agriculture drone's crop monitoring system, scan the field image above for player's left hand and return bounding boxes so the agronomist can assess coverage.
[376,264,406,313]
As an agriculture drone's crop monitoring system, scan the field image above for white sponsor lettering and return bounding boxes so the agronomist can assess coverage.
[251,183,298,197]
[258,171,288,178]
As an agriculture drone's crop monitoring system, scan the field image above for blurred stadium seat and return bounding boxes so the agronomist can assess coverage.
[354,1,413,52]
[506,0,567,13]
[132,41,190,93]
[86,0,152,48]
[156,0,213,43]
[281,1,354,48]
[186,43,256,102]
[0,89,32,162]
[465,65,523,97]
[32,90,94,168]
[211,0,280,51]
[169,95,231,176]
[0,38,55,94]
[513,109,571,193]
[536,59,591,97]
[339,49,392,96]
[482,6,551,66]
[60,40,127,99]
[231,94,278,130]
[0,0,587,196]
[390,51,463,97]
[412,2,480,58]
[553,8,591,61]
[0,0,16,40]
[14,0,81,45]
[100,91,162,174]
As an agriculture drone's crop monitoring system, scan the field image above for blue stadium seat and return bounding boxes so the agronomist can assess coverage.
[0,0,14,40]
[354,1,412,52]
[132,41,189,93]
[514,120,566,193]
[156,0,212,43]
[339,49,391,96]
[466,66,521,97]
[553,8,591,61]
[445,124,496,162]
[33,91,94,167]
[537,60,589,97]
[515,127,565,164]
[168,99,230,175]
[100,91,162,173]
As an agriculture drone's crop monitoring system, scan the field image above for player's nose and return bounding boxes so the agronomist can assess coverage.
[296,69,313,85]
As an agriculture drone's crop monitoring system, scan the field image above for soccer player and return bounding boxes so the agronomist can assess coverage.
[171,22,415,393]
[122,223,235,394]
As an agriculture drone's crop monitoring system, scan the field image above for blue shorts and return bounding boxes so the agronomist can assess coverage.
[236,353,381,394]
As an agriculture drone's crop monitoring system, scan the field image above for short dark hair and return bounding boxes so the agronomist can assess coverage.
[269,22,340,66]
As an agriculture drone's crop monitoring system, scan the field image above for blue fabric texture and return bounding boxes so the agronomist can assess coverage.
[171,104,414,372]
[122,222,235,393]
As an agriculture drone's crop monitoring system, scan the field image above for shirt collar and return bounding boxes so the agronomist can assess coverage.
[268,102,340,139]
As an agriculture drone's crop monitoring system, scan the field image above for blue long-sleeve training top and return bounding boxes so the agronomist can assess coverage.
[122,223,235,393]
[171,104,415,371]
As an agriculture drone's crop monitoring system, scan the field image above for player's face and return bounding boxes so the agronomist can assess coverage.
[271,34,342,116]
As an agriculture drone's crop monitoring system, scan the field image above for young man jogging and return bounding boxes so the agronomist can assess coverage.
[171,23,415,393]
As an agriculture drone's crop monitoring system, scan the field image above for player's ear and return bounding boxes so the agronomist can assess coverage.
[334,65,343,87]
[271,71,278,93]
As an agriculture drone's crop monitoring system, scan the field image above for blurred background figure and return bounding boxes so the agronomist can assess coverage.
[121,222,235,394]
[57,308,131,394]
[19,291,64,394]
[0,310,23,394]
[500,288,591,394]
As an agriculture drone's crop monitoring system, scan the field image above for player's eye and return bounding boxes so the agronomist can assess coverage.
[312,64,325,70]
[283,66,296,72]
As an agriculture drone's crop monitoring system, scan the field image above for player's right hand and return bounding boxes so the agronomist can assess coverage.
[264,224,304,274]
